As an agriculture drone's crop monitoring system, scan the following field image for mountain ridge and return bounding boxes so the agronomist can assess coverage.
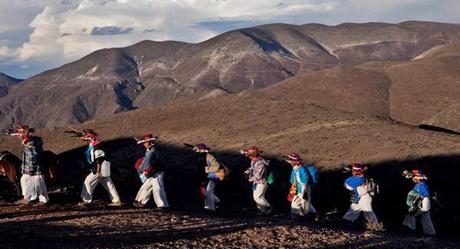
[1,21,460,128]
[0,72,22,98]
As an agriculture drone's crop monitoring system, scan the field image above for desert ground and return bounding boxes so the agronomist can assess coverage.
[1,200,459,249]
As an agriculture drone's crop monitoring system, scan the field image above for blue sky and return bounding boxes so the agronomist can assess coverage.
[0,0,459,79]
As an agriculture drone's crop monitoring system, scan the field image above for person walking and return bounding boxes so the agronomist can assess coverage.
[79,129,121,206]
[133,134,169,209]
[191,143,229,211]
[14,124,49,205]
[242,146,272,215]
[342,164,380,228]
[285,152,317,218]
[402,169,436,236]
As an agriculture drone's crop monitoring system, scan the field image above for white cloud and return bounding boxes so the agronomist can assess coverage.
[0,0,459,78]
[16,0,338,64]
[17,7,64,61]
[0,1,65,33]
[0,45,17,61]
[0,46,9,57]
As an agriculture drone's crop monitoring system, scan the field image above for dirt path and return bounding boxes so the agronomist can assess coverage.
[1,203,458,249]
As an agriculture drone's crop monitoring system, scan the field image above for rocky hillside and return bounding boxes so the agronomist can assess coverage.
[0,73,22,98]
[1,21,460,128]
[266,42,460,131]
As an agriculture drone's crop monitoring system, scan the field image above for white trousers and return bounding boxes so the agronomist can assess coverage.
[135,172,169,208]
[343,194,378,223]
[81,173,121,203]
[253,183,271,213]
[403,197,436,235]
[204,180,220,211]
[20,174,49,203]
[403,212,436,235]
[291,188,316,216]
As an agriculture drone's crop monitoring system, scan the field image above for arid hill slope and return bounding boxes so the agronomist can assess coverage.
[264,42,460,131]
[2,79,459,167]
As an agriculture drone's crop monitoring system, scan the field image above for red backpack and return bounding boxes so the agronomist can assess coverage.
[135,157,153,177]
[135,157,144,171]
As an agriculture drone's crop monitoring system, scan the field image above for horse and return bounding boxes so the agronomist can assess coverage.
[0,151,21,195]
[0,150,59,197]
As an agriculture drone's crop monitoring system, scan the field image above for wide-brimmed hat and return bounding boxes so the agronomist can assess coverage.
[287,152,302,162]
[81,129,97,140]
[286,152,303,165]
[411,169,428,180]
[352,164,365,171]
[16,124,35,134]
[351,164,367,176]
[241,146,263,157]
[81,129,100,146]
[136,134,158,144]
[193,143,210,153]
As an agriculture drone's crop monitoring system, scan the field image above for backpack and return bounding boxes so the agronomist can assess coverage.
[215,162,231,181]
[134,157,147,183]
[304,164,319,185]
[265,160,275,185]
[406,190,422,214]
[266,171,275,184]
[365,177,380,196]
[347,176,379,204]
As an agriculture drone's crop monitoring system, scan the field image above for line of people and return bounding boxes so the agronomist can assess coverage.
[9,124,436,235]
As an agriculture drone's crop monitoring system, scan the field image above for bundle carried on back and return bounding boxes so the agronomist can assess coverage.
[186,142,231,181]
[64,125,86,139]
[3,125,36,137]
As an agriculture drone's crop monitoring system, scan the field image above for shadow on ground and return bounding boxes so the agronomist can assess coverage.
[1,204,458,249]
[1,137,460,236]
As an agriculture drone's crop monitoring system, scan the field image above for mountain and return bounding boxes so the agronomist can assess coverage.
[0,73,22,98]
[263,42,460,131]
[1,21,460,128]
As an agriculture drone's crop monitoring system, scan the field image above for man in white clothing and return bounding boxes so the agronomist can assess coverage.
[402,169,436,236]
[79,129,121,206]
[342,164,381,229]
[13,124,49,205]
[242,146,272,215]
[133,134,169,209]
